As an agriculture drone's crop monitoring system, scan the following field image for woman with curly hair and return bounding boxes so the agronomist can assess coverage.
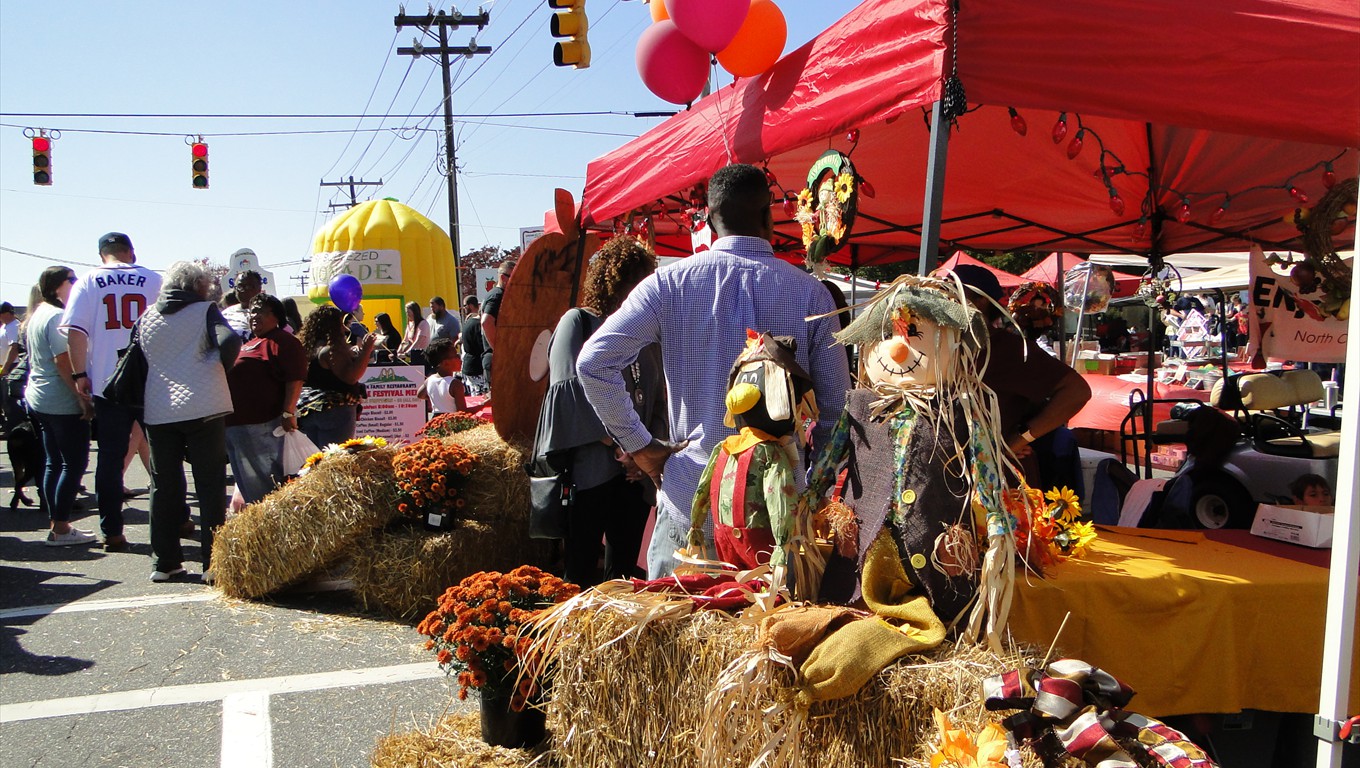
[296,305,377,448]
[531,237,667,586]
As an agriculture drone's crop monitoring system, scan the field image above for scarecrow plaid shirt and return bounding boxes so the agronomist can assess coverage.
[578,235,851,534]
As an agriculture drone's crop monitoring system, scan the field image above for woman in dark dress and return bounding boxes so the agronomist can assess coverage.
[532,238,667,587]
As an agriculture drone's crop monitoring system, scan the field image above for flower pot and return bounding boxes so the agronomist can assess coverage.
[479,688,546,748]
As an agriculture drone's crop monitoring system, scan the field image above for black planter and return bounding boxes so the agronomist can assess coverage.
[479,688,546,748]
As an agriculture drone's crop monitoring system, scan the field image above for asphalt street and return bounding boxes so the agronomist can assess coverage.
[0,440,472,768]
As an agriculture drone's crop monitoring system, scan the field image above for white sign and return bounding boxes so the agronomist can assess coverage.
[475,268,499,304]
[520,226,545,251]
[355,365,426,445]
[1247,245,1347,364]
[311,249,404,286]
[225,248,278,294]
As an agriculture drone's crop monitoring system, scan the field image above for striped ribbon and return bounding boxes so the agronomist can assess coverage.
[983,659,1218,768]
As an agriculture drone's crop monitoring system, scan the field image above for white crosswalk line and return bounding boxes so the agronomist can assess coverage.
[0,592,216,621]
[221,691,273,768]
[0,662,445,723]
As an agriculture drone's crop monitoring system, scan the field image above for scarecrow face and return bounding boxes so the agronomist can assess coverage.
[862,306,956,389]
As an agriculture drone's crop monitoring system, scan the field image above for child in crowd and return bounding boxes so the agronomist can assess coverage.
[417,339,466,415]
[1290,473,1334,507]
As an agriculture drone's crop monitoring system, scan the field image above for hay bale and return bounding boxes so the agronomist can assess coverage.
[213,448,400,599]
[351,521,556,621]
[371,711,544,768]
[545,603,1043,768]
[444,424,529,524]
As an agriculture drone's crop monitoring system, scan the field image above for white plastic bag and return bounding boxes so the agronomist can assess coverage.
[278,427,320,476]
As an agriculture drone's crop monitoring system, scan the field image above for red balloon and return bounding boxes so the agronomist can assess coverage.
[717,0,785,78]
[664,0,749,53]
[636,20,710,104]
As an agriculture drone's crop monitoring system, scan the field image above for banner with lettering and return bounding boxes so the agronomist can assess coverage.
[311,249,404,285]
[355,365,426,445]
[1247,244,1347,364]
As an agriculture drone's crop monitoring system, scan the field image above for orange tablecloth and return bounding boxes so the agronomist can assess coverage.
[1009,527,1360,717]
[1069,374,1211,432]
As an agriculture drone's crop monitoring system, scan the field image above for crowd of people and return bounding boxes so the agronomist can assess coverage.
[4,165,1107,590]
[1,232,509,584]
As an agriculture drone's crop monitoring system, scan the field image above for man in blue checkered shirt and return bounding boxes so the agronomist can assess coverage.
[578,164,851,578]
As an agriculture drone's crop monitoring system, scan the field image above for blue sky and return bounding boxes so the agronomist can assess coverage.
[0,0,861,304]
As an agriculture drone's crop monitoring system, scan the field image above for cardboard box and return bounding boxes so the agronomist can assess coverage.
[1250,504,1335,548]
[1081,354,1117,375]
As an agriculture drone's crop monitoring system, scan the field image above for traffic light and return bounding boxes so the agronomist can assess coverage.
[32,136,51,186]
[549,0,589,69]
[191,141,209,189]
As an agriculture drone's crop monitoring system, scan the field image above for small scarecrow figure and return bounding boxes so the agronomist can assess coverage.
[689,331,818,571]
[805,274,1019,646]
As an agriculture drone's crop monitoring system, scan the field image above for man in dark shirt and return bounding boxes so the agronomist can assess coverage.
[459,305,487,395]
[478,260,514,388]
[951,265,1092,489]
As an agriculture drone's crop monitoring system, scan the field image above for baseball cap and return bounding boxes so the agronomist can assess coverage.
[949,264,1003,302]
[98,232,133,251]
[0,302,13,314]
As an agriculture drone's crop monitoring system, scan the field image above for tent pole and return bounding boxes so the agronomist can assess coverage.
[1315,226,1359,768]
[917,100,951,277]
[1056,252,1066,361]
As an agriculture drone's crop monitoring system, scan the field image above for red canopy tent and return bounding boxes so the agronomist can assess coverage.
[1021,253,1141,298]
[938,251,1026,288]
[572,0,1360,755]
[579,0,1357,267]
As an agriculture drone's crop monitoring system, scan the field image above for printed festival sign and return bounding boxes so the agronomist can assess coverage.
[311,249,404,285]
[355,365,426,445]
[1247,244,1347,364]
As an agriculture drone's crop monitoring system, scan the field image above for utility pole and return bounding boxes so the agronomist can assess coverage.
[291,272,310,295]
[395,8,492,306]
[320,176,383,209]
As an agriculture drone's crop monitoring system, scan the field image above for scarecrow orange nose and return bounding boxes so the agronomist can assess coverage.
[883,339,911,364]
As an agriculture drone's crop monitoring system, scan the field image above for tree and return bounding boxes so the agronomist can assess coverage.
[459,245,522,300]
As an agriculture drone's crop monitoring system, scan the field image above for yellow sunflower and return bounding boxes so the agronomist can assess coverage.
[801,220,816,247]
[1045,486,1082,523]
[796,188,815,212]
[1068,520,1098,558]
[929,710,1009,768]
[834,172,855,204]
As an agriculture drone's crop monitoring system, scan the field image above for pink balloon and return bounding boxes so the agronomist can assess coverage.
[664,0,750,53]
[636,20,710,105]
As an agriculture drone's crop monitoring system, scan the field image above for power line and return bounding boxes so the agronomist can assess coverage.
[0,246,100,268]
[320,28,402,180]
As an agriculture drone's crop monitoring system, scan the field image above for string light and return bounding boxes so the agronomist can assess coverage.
[1323,162,1337,189]
[1052,113,1068,144]
[1107,187,1125,216]
[1007,107,1027,136]
[1288,185,1309,204]
[860,178,876,198]
[846,128,860,144]
[782,193,797,217]
[1176,198,1192,224]
[1210,201,1229,226]
[1066,129,1084,160]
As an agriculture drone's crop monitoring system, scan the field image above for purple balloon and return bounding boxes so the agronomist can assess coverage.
[636,20,710,105]
[664,0,750,53]
[329,274,363,314]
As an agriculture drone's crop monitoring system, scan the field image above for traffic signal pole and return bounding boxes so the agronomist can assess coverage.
[395,10,491,308]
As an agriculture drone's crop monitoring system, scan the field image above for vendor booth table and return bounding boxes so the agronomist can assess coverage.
[1069,374,1212,432]
[1009,527,1360,717]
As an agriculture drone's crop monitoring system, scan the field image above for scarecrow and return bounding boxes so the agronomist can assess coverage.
[688,331,818,572]
[803,273,1019,647]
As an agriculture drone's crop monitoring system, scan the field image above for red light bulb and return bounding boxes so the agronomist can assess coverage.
[1210,205,1227,225]
[860,179,875,199]
[1176,201,1192,223]
[846,128,860,144]
[764,169,778,188]
[1134,219,1147,238]
[1051,113,1068,144]
[32,136,51,152]
[1066,131,1084,160]
[1289,186,1309,204]
[1323,166,1337,189]
[1108,191,1125,217]
[1008,108,1027,136]
[782,196,797,217]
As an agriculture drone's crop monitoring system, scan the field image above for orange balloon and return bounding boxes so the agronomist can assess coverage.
[716,0,785,77]
[649,0,669,23]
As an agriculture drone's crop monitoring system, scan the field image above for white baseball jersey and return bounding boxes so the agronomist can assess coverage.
[60,262,163,393]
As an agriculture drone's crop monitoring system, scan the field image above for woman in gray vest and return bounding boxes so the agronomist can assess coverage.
[140,261,241,584]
